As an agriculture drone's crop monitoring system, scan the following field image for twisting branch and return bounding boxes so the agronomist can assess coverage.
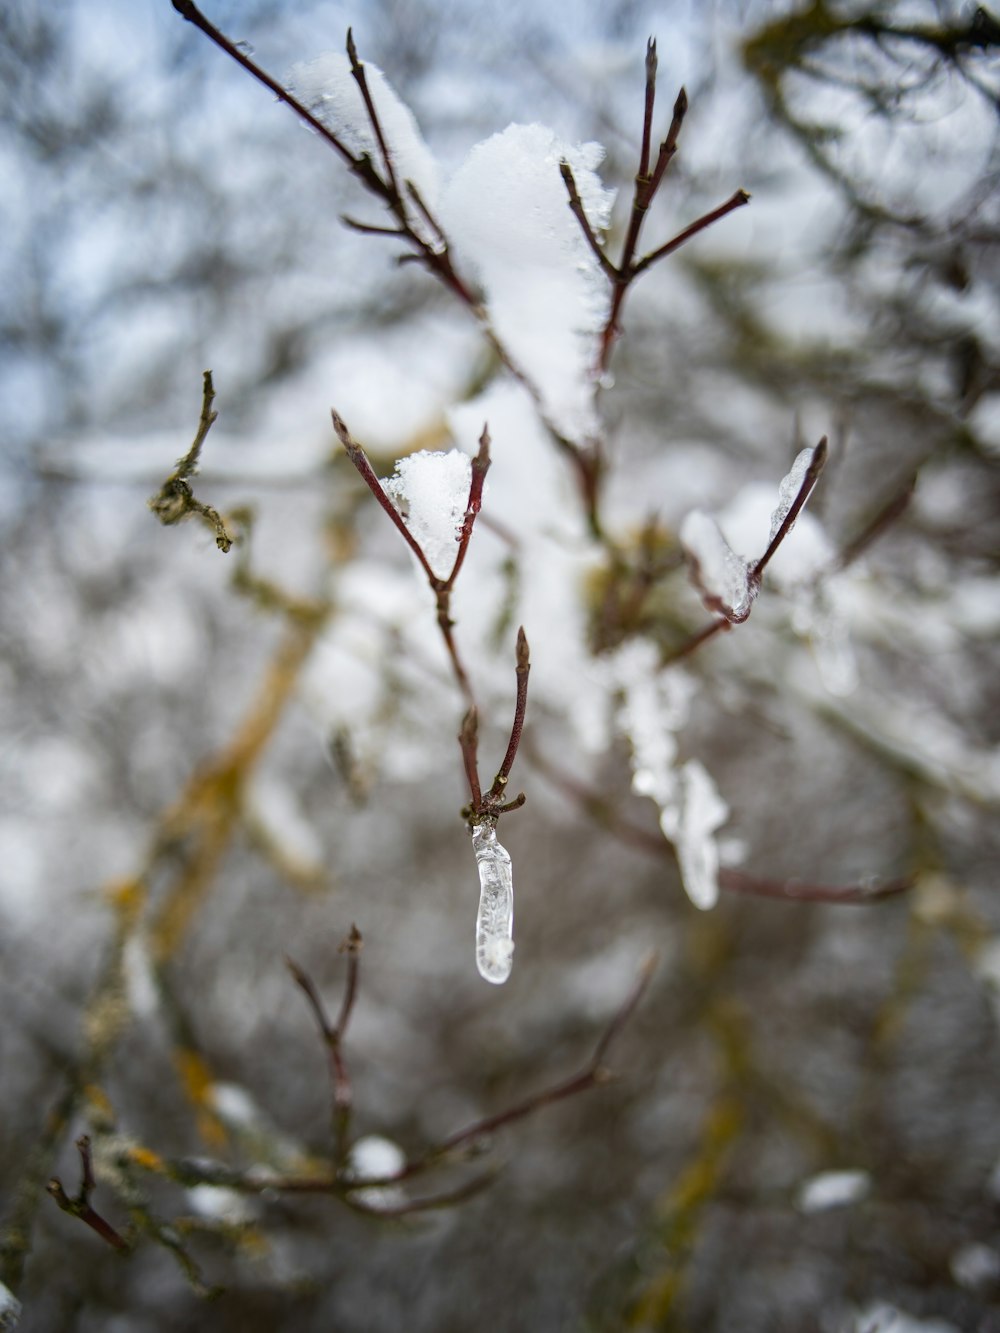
[148,369,234,552]
[47,1137,130,1255]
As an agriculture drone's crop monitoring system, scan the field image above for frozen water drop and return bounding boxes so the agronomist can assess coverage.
[471,821,514,985]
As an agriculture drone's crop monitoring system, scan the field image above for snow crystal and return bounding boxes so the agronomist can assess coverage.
[797,1168,871,1213]
[440,124,615,440]
[769,446,814,543]
[382,449,472,581]
[680,509,754,620]
[471,821,515,985]
[0,1283,21,1332]
[290,53,441,220]
[659,760,729,911]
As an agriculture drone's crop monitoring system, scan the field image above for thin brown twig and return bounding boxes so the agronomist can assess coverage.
[460,708,483,813]
[484,627,531,807]
[445,426,491,588]
[632,188,751,276]
[332,411,438,583]
[598,75,690,372]
[46,1137,130,1254]
[286,929,363,1163]
[647,85,688,197]
[837,473,916,569]
[397,953,656,1177]
[662,616,731,665]
[341,215,407,238]
[171,1,360,172]
[751,436,828,581]
[639,38,658,179]
[673,435,829,652]
[346,27,402,206]
[405,181,448,246]
[560,162,619,280]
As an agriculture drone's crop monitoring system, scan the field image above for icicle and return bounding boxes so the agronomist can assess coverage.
[470,820,514,985]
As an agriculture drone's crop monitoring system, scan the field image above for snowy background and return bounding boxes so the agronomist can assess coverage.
[1,1,999,1329]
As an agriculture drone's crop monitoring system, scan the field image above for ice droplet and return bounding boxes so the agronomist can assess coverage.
[471,821,514,984]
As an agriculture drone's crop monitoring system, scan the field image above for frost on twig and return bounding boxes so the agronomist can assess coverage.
[680,510,756,623]
[677,437,828,640]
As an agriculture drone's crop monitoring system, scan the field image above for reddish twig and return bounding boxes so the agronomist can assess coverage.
[335,412,530,818]
[459,708,484,814]
[639,38,658,179]
[631,189,751,276]
[837,473,916,569]
[346,28,402,205]
[286,927,363,1163]
[171,2,476,306]
[484,627,531,808]
[672,436,829,658]
[560,162,618,281]
[750,436,828,582]
[47,1136,130,1254]
[388,953,656,1183]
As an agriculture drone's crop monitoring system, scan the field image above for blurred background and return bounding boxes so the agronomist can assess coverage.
[1,1,999,1330]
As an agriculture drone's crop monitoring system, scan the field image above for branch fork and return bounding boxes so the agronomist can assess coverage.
[333,413,530,821]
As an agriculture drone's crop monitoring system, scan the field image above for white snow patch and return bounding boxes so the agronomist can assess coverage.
[346,1135,407,1210]
[185,1184,256,1225]
[383,448,472,581]
[797,1168,871,1213]
[441,123,615,440]
[659,760,729,911]
[852,1303,959,1333]
[290,52,440,221]
[0,1282,21,1331]
[950,1241,1000,1290]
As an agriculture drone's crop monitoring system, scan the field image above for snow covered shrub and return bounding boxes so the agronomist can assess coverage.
[6,2,998,1325]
